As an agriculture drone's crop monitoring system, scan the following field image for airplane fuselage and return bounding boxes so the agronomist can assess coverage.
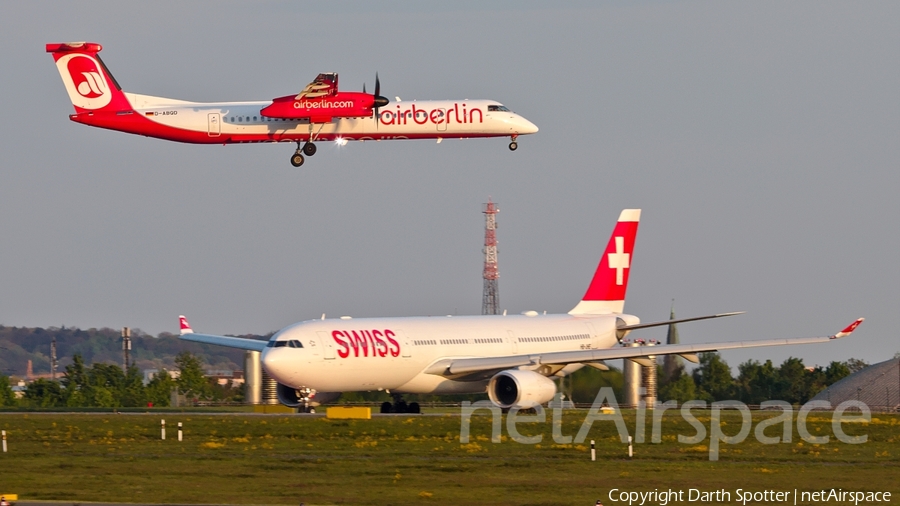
[261,313,629,395]
[71,93,537,145]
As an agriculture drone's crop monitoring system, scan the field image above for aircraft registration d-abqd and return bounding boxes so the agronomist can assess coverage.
[177,209,864,413]
[46,42,539,167]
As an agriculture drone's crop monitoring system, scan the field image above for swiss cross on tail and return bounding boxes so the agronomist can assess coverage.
[569,209,640,315]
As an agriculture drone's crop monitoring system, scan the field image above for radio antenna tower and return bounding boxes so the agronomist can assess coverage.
[482,199,500,315]
[50,336,58,380]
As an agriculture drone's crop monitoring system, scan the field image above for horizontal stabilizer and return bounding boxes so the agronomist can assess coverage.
[618,312,744,332]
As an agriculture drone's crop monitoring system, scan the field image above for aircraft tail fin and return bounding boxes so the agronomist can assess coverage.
[46,42,131,114]
[179,315,194,335]
[569,209,641,315]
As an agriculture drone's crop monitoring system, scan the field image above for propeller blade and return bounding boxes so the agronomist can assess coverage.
[373,72,381,128]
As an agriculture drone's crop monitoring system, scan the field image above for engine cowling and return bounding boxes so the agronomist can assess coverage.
[275,383,341,407]
[488,370,557,409]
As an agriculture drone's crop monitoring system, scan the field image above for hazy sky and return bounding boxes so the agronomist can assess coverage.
[1,1,898,370]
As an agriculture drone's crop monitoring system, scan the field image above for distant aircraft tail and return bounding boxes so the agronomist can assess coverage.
[569,209,640,315]
[179,315,194,335]
[46,42,132,113]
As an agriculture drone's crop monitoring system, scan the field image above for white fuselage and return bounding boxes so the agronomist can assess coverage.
[116,94,537,144]
[260,313,633,395]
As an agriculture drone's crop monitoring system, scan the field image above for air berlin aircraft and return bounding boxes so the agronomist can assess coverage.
[177,209,864,413]
[46,42,539,167]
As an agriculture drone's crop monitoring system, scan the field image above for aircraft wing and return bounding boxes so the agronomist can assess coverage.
[295,73,338,100]
[425,318,864,378]
[176,315,268,352]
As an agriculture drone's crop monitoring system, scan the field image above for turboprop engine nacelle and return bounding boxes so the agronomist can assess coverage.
[488,369,557,409]
[275,383,341,407]
[260,92,387,123]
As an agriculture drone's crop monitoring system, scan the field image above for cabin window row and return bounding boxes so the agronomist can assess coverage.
[413,339,437,346]
[440,338,468,345]
[225,116,294,123]
[474,338,503,344]
[521,334,588,343]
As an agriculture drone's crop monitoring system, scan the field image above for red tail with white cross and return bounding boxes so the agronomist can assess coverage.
[569,209,640,315]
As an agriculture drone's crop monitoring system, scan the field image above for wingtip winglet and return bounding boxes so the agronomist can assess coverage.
[179,315,193,335]
[832,318,864,339]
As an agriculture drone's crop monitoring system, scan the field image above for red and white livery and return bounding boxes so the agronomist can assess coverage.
[47,42,538,167]
[178,209,864,412]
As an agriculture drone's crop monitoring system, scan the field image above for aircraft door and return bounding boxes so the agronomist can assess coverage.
[436,108,447,132]
[395,330,412,358]
[507,330,518,354]
[316,331,335,360]
[207,113,221,137]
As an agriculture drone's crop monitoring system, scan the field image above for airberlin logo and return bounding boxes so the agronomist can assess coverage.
[56,54,112,110]
[294,100,355,109]
[332,329,401,359]
[380,103,483,126]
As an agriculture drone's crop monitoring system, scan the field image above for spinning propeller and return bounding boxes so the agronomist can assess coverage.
[365,73,390,125]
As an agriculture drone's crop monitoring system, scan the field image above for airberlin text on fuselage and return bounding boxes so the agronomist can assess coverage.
[380,103,483,126]
[332,329,401,359]
[294,100,355,109]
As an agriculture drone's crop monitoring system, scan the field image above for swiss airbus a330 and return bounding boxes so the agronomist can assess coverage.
[177,209,864,413]
[47,42,538,167]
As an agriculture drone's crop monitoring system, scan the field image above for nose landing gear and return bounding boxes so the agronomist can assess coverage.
[509,134,518,151]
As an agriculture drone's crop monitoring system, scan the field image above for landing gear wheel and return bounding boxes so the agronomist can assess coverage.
[381,401,392,414]
[408,402,421,414]
[302,142,317,156]
[509,141,518,151]
[395,400,408,414]
[290,153,305,167]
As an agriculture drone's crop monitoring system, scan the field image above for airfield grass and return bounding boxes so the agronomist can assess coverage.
[0,411,897,505]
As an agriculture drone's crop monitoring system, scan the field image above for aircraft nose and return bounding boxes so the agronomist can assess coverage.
[261,348,292,384]
[516,116,539,134]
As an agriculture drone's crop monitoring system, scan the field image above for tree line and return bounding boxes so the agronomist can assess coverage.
[0,351,242,408]
[0,350,869,409]
[0,324,267,378]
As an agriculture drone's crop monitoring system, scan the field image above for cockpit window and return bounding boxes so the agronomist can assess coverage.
[488,105,510,112]
[267,340,303,348]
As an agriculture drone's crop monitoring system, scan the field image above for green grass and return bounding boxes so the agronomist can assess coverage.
[0,411,897,505]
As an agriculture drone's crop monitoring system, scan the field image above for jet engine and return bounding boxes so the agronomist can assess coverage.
[276,383,341,409]
[488,370,557,409]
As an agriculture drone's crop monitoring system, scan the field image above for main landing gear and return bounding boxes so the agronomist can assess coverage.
[509,134,518,151]
[290,141,318,167]
[380,393,421,414]
[290,122,326,167]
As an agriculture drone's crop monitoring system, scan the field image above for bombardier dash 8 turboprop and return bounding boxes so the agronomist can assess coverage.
[46,42,538,167]
[178,209,863,413]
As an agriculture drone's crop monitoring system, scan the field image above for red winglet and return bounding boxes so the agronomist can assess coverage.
[832,318,864,339]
